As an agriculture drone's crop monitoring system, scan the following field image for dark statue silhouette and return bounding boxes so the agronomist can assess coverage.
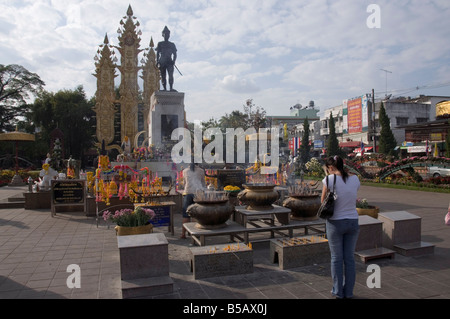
[156,26,178,91]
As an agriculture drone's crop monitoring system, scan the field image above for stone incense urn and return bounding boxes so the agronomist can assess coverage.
[237,183,279,211]
[187,199,235,229]
[283,193,321,220]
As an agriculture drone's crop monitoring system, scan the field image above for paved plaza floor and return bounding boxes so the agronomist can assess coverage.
[1,184,450,301]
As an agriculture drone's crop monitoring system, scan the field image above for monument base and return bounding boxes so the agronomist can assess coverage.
[148,91,185,148]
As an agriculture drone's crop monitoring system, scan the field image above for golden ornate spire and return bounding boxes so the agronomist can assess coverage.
[127,4,133,17]
[93,5,161,152]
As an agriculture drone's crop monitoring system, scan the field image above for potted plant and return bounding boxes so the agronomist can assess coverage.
[356,198,379,218]
[103,206,156,236]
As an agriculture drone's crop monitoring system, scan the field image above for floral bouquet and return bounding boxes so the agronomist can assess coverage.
[356,198,371,209]
[103,206,155,227]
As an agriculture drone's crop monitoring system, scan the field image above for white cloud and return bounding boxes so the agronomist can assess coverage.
[220,75,260,94]
[0,0,449,123]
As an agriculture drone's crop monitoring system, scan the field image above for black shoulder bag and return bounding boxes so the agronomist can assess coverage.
[317,174,336,219]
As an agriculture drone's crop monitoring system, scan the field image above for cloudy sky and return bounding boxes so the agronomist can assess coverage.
[1,0,450,123]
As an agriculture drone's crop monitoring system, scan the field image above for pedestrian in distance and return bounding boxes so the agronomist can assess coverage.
[180,162,206,239]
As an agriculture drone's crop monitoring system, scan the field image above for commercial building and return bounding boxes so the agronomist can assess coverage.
[318,94,450,155]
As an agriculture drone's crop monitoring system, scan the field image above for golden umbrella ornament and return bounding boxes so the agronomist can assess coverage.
[0,127,35,186]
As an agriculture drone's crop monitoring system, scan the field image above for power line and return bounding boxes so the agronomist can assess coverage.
[374,80,450,98]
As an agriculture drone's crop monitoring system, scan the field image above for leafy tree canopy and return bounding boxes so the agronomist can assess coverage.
[0,64,45,132]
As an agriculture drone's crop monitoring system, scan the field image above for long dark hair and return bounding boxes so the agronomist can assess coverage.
[326,155,348,182]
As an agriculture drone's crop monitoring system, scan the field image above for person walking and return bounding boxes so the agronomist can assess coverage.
[180,162,206,239]
[321,155,360,299]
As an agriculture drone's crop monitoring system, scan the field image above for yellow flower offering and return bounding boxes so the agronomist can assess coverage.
[224,185,240,191]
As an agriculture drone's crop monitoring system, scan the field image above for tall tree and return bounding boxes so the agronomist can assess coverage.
[0,64,45,132]
[30,86,95,162]
[378,102,397,156]
[243,99,267,131]
[219,110,248,130]
[299,117,310,164]
[326,112,341,157]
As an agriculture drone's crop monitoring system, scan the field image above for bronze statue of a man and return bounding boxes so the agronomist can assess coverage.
[156,26,177,91]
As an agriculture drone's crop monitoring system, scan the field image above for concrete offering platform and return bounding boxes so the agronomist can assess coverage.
[118,233,173,298]
[270,235,330,270]
[378,211,435,257]
[235,205,291,227]
[183,220,245,246]
[189,243,253,279]
[355,215,395,263]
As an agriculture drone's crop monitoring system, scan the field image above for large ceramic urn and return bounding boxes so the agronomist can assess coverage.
[283,193,321,220]
[237,183,279,210]
[187,199,235,229]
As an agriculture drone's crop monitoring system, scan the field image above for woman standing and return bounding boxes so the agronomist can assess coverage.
[321,155,360,299]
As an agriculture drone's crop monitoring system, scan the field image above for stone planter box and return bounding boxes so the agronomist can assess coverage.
[189,243,253,279]
[356,206,379,219]
[117,233,173,298]
[270,235,329,269]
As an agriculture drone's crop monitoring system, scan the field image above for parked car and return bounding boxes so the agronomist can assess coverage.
[428,166,450,177]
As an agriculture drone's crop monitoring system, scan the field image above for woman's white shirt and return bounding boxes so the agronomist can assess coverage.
[322,174,360,220]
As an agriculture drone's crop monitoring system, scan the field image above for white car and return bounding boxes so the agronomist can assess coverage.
[428,166,450,177]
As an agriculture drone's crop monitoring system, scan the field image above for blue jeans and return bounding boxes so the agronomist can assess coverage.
[182,194,195,218]
[326,218,360,298]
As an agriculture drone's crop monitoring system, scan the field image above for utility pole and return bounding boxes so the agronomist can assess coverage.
[372,88,377,152]
[380,68,392,97]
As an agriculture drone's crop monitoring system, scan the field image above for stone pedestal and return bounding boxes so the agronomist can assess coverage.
[355,215,395,263]
[117,233,173,298]
[24,191,51,209]
[270,235,329,269]
[378,211,434,256]
[148,91,185,148]
[189,243,253,279]
[356,215,383,251]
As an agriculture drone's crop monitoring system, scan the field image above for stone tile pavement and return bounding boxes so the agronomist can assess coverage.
[1,185,450,300]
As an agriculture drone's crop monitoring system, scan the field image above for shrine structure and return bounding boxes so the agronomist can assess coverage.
[93,5,182,153]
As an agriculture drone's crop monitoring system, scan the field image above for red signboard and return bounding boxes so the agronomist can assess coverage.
[347,97,362,134]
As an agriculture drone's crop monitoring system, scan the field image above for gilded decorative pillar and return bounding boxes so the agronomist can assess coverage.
[93,34,118,147]
[141,37,160,134]
[116,5,142,147]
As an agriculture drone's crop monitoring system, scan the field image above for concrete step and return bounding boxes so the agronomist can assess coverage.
[121,276,174,299]
[0,196,25,209]
[0,202,25,209]
[7,194,26,202]
[355,247,396,263]
[393,241,435,257]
